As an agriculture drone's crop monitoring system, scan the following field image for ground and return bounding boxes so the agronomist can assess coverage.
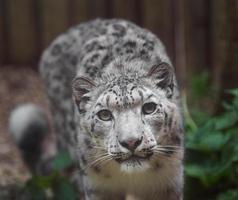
[0,66,51,197]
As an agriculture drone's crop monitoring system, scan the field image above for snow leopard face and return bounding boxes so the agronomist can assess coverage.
[73,60,183,174]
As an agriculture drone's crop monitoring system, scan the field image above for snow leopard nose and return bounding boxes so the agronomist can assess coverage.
[119,136,143,151]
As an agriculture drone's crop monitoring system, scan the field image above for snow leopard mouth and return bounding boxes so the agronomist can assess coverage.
[115,153,153,164]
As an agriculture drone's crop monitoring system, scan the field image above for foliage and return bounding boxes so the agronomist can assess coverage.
[23,151,76,200]
[184,88,238,200]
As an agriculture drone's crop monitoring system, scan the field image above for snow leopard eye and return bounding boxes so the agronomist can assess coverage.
[97,109,113,121]
[142,102,157,115]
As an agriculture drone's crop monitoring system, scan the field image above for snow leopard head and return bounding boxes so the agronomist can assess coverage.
[72,59,183,173]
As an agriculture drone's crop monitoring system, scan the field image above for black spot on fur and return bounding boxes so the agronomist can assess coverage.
[143,40,154,51]
[85,65,99,78]
[90,54,100,63]
[98,27,107,35]
[93,165,101,173]
[126,49,133,54]
[69,120,75,131]
[138,90,144,101]
[112,24,126,37]
[131,85,137,91]
[164,111,168,126]
[81,155,87,164]
[91,122,95,132]
[154,162,161,170]
[51,44,62,55]
[84,138,93,149]
[106,95,110,107]
[112,90,118,95]
[123,41,137,48]
[171,134,182,145]
[69,55,78,65]
[168,116,173,129]
[85,41,104,53]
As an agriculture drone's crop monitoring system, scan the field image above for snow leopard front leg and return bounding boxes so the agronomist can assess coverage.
[165,188,183,200]
[82,175,99,200]
[81,174,124,200]
[76,131,123,200]
[81,176,113,200]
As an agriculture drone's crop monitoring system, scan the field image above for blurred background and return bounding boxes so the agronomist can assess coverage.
[0,0,238,199]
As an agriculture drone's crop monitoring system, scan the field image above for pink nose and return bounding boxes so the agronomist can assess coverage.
[119,137,143,151]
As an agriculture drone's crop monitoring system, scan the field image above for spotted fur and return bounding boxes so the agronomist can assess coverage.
[40,19,184,200]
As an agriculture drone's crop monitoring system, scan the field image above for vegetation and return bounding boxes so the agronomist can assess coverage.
[184,72,238,200]
[23,151,76,200]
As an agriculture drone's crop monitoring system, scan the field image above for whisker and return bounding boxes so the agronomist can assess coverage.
[94,156,113,168]
[154,148,180,153]
[153,152,180,161]
[91,146,106,149]
[153,150,182,161]
[87,153,109,160]
[84,154,112,170]
[89,156,112,170]
[154,149,178,154]
[85,155,109,168]
[157,145,183,149]
[155,145,183,152]
[92,155,112,165]
[153,149,180,158]
[153,149,173,155]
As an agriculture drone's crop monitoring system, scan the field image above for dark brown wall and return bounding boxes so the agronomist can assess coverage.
[0,0,237,91]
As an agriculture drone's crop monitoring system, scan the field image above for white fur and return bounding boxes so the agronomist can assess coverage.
[9,104,48,144]
[120,159,151,172]
[89,157,183,197]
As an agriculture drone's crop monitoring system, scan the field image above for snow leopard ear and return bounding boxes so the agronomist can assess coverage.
[72,76,96,113]
[147,62,174,97]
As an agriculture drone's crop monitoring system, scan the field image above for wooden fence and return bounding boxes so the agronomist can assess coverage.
[0,0,237,90]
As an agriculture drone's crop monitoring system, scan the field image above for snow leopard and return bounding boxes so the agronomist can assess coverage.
[10,19,184,199]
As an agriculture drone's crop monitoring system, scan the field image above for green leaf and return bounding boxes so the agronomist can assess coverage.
[54,180,77,200]
[214,112,238,130]
[26,174,56,190]
[185,87,238,199]
[218,190,238,200]
[222,131,238,163]
[227,89,238,109]
[185,160,232,187]
[24,173,58,200]
[52,151,73,171]
[185,164,209,186]
[222,102,233,111]
[27,190,46,200]
[227,88,238,97]
[186,131,229,152]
